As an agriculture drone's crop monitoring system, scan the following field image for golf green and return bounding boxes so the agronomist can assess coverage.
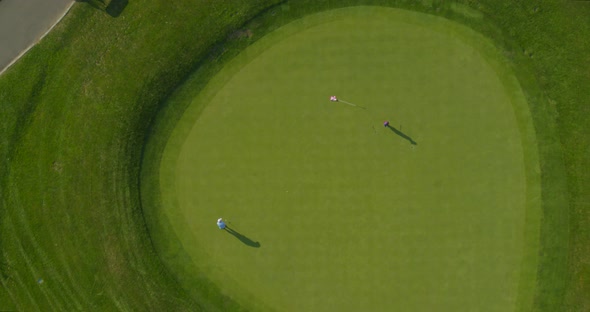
[148,6,541,312]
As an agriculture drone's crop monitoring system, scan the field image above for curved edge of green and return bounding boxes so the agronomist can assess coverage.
[141,5,548,311]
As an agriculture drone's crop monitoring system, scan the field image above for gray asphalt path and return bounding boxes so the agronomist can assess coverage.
[0,0,73,74]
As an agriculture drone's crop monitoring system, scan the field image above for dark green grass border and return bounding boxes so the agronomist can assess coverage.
[0,1,284,310]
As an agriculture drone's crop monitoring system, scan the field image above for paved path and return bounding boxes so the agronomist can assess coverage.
[0,0,74,74]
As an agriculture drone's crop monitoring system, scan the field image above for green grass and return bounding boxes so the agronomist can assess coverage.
[1,0,589,311]
[0,1,283,310]
[147,7,539,311]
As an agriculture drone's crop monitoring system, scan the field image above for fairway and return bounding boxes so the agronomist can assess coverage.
[149,6,539,312]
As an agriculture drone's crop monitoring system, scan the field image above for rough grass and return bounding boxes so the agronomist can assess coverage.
[0,0,589,311]
[472,2,590,311]
[0,0,282,310]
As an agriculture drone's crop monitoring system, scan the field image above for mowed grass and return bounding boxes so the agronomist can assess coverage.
[0,1,283,310]
[150,7,538,311]
[0,0,588,311]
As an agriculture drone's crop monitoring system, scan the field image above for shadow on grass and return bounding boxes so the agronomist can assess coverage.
[106,0,128,17]
[386,125,417,145]
[76,0,128,17]
[225,227,260,248]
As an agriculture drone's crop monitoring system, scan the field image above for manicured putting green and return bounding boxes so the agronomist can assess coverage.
[152,6,540,312]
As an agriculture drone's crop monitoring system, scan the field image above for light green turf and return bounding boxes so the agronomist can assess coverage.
[153,7,540,312]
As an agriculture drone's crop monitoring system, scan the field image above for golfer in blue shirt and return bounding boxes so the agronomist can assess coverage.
[217,218,226,230]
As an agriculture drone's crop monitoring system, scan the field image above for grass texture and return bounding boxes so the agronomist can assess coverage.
[150,7,539,311]
[0,0,588,311]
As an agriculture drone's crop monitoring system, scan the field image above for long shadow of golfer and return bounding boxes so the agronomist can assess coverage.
[225,227,260,248]
[386,125,417,145]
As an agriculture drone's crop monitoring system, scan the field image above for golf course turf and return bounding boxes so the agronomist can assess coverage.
[146,6,540,312]
[1,1,589,311]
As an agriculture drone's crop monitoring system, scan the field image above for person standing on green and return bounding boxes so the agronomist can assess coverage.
[217,218,226,230]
